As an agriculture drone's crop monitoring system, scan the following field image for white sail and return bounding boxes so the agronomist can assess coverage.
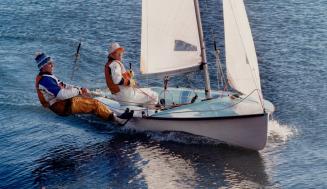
[223,0,263,102]
[141,0,202,75]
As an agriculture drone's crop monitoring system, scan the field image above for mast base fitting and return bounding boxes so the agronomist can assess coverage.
[199,62,207,70]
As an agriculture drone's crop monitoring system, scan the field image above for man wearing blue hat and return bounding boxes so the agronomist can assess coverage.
[34,52,133,125]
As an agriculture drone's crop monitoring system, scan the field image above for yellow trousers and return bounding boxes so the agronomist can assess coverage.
[50,97,113,120]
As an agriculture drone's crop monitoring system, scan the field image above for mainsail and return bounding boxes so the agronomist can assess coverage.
[141,0,202,75]
[223,0,263,102]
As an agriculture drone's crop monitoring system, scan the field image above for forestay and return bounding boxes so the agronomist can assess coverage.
[223,0,263,102]
[141,0,202,75]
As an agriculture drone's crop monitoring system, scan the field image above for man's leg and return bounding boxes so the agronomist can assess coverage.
[147,89,159,105]
[134,88,159,107]
[50,100,71,116]
[70,97,114,120]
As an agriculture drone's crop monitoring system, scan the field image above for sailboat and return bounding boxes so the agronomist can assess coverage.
[95,0,275,150]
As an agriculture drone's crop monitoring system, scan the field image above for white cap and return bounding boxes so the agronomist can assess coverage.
[108,42,125,55]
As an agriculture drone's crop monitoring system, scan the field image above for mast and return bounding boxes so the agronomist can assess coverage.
[194,0,212,99]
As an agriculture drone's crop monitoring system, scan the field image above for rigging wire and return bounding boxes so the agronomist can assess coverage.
[213,35,228,91]
[204,0,229,92]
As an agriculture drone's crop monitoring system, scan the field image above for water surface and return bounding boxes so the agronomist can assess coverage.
[0,0,326,188]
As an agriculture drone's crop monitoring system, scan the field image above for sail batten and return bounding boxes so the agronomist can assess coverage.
[141,0,202,75]
[223,0,263,103]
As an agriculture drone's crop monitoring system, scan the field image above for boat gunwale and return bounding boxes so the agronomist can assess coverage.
[145,113,266,121]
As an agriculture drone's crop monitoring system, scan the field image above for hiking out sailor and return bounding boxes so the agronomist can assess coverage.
[104,42,159,107]
[34,52,132,125]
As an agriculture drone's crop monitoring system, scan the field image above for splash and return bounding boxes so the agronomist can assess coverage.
[267,119,297,142]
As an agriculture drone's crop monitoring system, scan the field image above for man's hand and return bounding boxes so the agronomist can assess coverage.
[79,87,91,97]
[129,70,134,78]
[129,79,137,88]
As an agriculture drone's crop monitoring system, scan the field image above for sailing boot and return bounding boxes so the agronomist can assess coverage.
[114,109,134,126]
[118,108,134,119]
[107,113,129,126]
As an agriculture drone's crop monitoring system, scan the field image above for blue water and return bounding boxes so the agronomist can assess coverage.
[0,0,326,188]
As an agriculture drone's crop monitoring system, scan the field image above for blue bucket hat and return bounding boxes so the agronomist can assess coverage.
[35,52,51,70]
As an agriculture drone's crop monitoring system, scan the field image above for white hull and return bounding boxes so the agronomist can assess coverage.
[125,114,268,150]
[95,87,273,151]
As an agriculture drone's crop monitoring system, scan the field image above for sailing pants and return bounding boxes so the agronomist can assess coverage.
[50,97,114,120]
[113,87,159,107]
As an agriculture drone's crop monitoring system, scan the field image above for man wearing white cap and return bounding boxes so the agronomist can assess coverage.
[105,42,159,107]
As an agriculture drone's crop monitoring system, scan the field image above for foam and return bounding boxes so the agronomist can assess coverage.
[267,119,297,142]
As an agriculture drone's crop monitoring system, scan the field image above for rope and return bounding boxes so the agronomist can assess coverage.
[91,91,156,106]
[219,83,229,98]
[90,93,148,112]
[134,87,157,102]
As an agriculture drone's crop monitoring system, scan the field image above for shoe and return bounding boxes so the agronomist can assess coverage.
[118,108,134,120]
[114,116,128,126]
[114,109,134,126]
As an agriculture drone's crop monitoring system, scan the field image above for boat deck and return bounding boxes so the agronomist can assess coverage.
[95,87,274,119]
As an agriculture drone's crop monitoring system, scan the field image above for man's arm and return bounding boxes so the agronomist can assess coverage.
[56,87,79,100]
[39,76,79,100]
[62,82,79,89]
[61,80,90,98]
[110,62,126,85]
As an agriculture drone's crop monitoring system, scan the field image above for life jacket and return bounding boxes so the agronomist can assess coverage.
[35,74,50,108]
[105,60,132,94]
